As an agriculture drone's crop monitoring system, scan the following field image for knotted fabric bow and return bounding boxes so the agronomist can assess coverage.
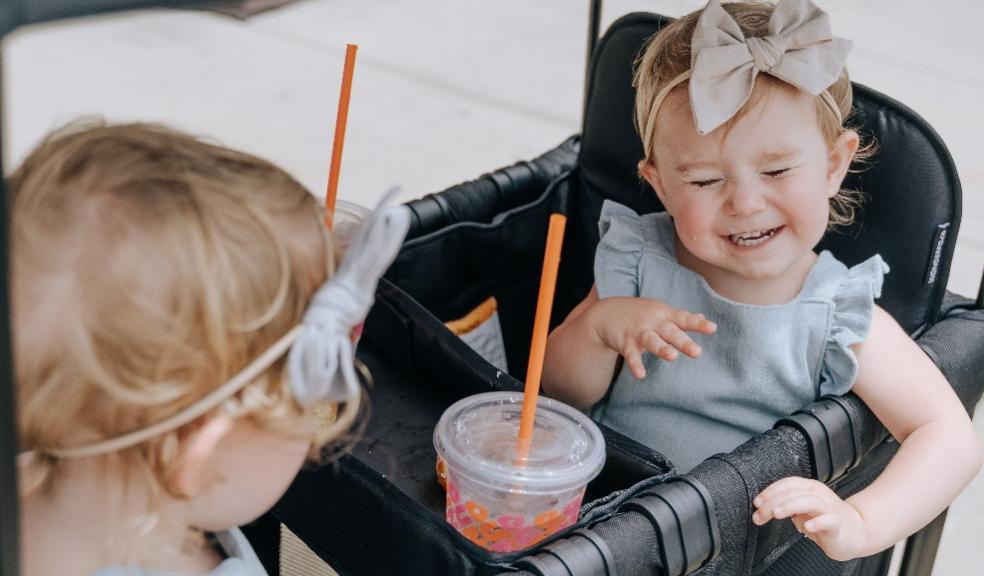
[647,0,852,138]
[288,188,410,404]
[33,190,410,460]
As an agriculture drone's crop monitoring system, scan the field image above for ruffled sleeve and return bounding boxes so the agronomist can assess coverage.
[594,200,646,299]
[818,255,890,397]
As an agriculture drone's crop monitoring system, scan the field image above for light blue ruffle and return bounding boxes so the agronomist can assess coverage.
[818,255,890,397]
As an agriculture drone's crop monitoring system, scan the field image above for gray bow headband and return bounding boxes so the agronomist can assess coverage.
[645,0,852,141]
[30,190,410,460]
[287,188,410,404]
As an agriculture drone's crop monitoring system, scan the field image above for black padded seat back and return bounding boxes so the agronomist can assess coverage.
[820,85,960,332]
[577,12,961,335]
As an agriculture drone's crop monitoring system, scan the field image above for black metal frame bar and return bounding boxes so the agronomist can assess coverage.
[976,270,984,310]
[0,110,20,576]
[582,0,602,129]
[1,49,21,576]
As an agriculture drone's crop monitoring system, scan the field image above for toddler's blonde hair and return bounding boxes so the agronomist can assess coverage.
[634,1,874,229]
[11,121,356,498]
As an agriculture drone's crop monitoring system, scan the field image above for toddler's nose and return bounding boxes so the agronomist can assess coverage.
[726,181,768,216]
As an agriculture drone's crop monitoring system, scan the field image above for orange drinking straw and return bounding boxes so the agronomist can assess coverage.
[517,213,567,456]
[325,43,359,229]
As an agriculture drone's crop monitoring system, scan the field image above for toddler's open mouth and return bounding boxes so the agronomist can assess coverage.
[727,226,784,247]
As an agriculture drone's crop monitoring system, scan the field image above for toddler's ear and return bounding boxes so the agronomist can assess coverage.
[638,161,671,212]
[168,412,235,498]
[826,130,860,197]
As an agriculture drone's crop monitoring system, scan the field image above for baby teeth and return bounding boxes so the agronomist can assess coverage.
[729,227,778,246]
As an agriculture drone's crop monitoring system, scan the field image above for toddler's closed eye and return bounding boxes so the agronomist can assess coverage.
[690,179,721,188]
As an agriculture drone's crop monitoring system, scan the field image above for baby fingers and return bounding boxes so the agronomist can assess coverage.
[622,343,647,379]
[670,310,717,335]
[802,513,841,536]
[755,477,828,507]
[640,329,681,361]
[652,322,703,358]
[754,491,830,525]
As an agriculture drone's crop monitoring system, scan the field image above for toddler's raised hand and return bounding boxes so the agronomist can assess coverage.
[753,477,868,561]
[592,297,716,379]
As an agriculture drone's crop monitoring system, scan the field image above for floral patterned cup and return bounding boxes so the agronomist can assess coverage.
[433,392,605,552]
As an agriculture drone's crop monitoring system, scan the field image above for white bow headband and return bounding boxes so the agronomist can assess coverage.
[27,190,410,460]
[644,0,852,143]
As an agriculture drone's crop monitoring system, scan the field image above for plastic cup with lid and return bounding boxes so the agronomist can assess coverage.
[433,391,605,552]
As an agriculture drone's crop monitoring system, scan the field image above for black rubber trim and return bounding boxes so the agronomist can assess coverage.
[775,395,861,484]
[516,553,569,576]
[514,528,616,576]
[488,162,537,196]
[619,476,719,576]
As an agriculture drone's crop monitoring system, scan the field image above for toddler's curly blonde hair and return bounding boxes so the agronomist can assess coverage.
[11,121,356,499]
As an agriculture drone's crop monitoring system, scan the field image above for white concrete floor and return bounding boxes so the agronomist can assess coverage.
[4,1,982,574]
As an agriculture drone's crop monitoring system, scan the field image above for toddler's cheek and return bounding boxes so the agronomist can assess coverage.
[673,219,712,250]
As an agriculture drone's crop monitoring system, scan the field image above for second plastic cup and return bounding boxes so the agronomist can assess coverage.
[313,200,372,430]
[330,199,372,250]
[330,199,372,341]
[434,391,605,552]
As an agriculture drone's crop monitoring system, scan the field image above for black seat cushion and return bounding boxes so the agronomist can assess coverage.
[577,13,961,335]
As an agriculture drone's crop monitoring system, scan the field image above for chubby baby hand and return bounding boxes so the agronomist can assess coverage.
[592,297,716,379]
[753,477,867,561]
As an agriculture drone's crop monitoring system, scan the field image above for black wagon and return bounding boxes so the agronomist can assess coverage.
[2,2,982,576]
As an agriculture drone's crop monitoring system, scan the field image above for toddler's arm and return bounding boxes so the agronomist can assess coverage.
[753,305,983,560]
[542,284,716,408]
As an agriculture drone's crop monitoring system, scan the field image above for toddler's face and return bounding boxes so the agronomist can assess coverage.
[643,83,851,291]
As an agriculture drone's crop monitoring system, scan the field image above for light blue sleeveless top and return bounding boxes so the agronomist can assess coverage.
[590,201,888,472]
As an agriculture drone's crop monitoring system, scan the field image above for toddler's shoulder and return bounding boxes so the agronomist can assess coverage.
[598,200,675,258]
[812,252,890,396]
[806,252,890,304]
[595,201,677,299]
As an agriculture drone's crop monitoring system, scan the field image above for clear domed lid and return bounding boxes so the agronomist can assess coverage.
[434,391,606,494]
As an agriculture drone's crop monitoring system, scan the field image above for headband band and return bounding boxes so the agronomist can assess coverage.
[643,70,843,151]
